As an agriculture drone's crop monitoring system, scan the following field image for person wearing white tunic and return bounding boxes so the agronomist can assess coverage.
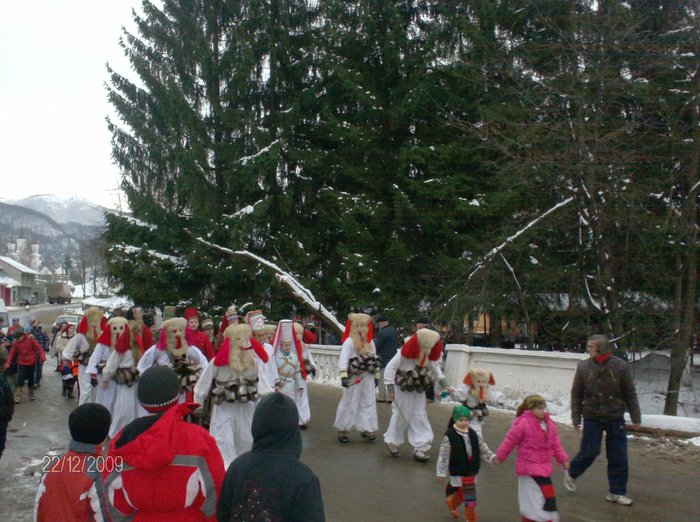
[450,368,504,436]
[293,323,316,427]
[246,311,278,396]
[137,317,207,403]
[85,316,128,415]
[194,323,268,468]
[383,328,453,462]
[62,307,106,406]
[272,320,308,425]
[333,313,381,443]
[102,324,147,439]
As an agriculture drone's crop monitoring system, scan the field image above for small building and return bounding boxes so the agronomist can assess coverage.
[0,256,40,306]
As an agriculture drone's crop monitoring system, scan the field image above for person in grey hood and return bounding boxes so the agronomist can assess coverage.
[217,392,325,522]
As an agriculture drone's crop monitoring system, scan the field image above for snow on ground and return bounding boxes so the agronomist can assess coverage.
[81,295,134,312]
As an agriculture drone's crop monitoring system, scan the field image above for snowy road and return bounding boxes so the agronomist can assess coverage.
[2,371,699,521]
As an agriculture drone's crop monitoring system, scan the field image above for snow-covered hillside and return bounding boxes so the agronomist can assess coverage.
[5,194,107,226]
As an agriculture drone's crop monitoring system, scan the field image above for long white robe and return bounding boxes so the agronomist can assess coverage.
[102,349,147,439]
[86,343,116,412]
[275,349,309,425]
[137,345,208,403]
[333,339,378,433]
[256,342,279,396]
[383,352,444,452]
[61,333,94,405]
[194,360,264,468]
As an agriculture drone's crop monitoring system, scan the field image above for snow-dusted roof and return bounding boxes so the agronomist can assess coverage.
[0,275,21,288]
[0,256,39,275]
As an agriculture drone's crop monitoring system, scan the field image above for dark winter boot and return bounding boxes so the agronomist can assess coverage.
[337,431,350,443]
[29,387,35,401]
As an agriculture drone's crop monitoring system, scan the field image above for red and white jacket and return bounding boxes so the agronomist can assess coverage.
[102,403,225,521]
[34,443,106,522]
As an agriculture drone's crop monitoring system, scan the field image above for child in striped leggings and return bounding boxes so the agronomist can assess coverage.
[437,405,496,521]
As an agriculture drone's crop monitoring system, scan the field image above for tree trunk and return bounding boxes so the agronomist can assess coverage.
[664,53,699,415]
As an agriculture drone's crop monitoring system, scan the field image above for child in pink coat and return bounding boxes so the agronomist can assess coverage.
[494,395,569,522]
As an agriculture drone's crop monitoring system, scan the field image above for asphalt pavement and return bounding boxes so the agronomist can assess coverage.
[2,370,699,521]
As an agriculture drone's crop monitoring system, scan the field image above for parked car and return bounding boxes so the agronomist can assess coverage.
[19,295,37,306]
[52,314,83,330]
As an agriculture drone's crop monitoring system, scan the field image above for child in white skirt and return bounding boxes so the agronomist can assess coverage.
[493,395,569,522]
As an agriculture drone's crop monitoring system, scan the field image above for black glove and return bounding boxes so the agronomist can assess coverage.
[341,376,349,388]
[374,378,379,388]
[90,377,98,387]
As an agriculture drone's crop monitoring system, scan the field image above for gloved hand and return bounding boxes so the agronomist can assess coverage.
[374,378,379,388]
[341,376,350,388]
[387,384,395,402]
[90,375,98,387]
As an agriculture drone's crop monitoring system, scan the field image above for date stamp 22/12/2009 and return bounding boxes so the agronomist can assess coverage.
[41,455,124,474]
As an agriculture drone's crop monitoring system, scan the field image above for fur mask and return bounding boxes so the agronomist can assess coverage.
[78,306,106,350]
[224,324,256,375]
[341,313,373,354]
[464,368,495,402]
[160,317,189,358]
[128,310,146,363]
[400,328,443,366]
[96,317,128,349]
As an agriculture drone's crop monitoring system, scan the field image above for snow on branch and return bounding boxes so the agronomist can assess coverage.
[465,196,575,283]
[110,244,185,266]
[105,210,158,232]
[222,199,265,220]
[191,235,344,334]
[239,140,280,166]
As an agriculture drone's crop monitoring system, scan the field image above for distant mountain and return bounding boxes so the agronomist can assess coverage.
[6,195,107,227]
[0,198,105,268]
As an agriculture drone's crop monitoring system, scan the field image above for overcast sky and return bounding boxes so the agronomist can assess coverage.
[0,0,144,209]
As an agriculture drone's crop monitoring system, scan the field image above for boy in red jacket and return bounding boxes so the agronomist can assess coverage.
[103,365,225,521]
[34,403,111,521]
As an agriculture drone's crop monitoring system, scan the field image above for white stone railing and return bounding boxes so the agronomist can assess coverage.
[307,344,342,385]
[444,345,586,402]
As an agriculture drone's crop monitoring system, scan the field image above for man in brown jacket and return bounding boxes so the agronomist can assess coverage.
[564,334,641,506]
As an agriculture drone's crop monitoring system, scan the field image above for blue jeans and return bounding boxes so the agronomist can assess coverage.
[569,417,628,495]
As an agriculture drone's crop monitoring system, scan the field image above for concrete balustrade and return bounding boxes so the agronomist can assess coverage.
[444,345,586,401]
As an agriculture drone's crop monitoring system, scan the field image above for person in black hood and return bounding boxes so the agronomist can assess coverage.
[217,392,325,522]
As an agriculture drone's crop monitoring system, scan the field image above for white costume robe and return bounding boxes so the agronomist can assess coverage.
[137,345,208,403]
[296,345,316,424]
[383,352,444,452]
[194,359,265,469]
[333,339,378,434]
[61,333,94,405]
[256,342,279,396]
[85,343,116,412]
[275,348,309,425]
[102,349,147,438]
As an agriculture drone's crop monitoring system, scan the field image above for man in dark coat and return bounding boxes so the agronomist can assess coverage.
[217,392,325,522]
[564,334,641,506]
[373,315,399,403]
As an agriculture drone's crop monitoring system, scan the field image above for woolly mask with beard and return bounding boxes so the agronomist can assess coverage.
[162,318,189,358]
[346,313,372,354]
[95,316,128,350]
[127,309,146,363]
[225,324,256,376]
[464,368,495,403]
[80,306,105,350]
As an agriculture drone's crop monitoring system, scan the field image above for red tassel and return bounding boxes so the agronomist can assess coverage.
[340,319,352,343]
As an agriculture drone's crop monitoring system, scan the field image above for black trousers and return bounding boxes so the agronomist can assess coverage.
[17,365,35,388]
